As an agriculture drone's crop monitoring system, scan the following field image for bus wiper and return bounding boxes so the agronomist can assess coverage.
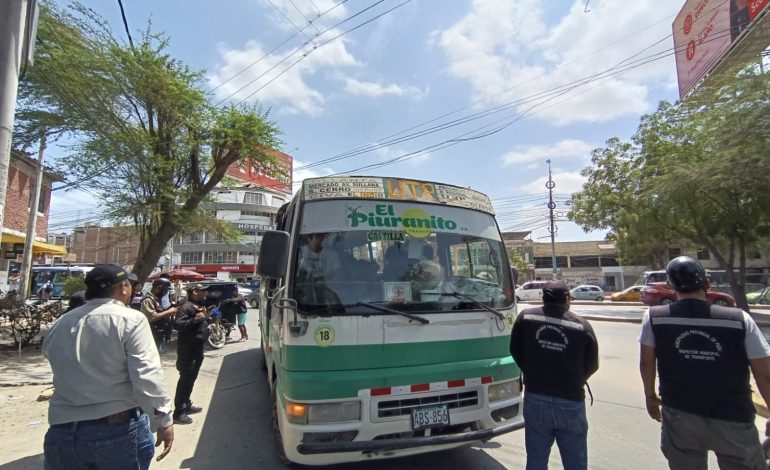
[441,292,504,320]
[354,301,429,324]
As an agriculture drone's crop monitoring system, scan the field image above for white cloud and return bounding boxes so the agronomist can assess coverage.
[374,145,432,166]
[502,139,593,166]
[344,78,426,100]
[434,0,681,124]
[292,159,336,193]
[520,171,587,195]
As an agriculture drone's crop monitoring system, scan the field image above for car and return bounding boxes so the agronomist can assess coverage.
[515,281,548,302]
[747,287,770,305]
[246,288,260,309]
[640,282,736,307]
[238,286,252,296]
[570,285,605,301]
[611,285,643,302]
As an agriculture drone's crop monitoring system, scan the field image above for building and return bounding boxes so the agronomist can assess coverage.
[174,150,292,281]
[69,224,141,267]
[0,151,67,286]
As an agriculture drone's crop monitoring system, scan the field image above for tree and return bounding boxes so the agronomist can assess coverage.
[14,4,282,281]
[507,248,530,283]
[569,66,770,311]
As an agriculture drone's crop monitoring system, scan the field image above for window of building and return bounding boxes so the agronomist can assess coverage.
[205,251,238,263]
[241,210,272,218]
[37,191,48,214]
[571,256,600,268]
[669,248,681,258]
[181,252,202,264]
[243,192,264,205]
[534,256,568,269]
[696,249,710,260]
[181,233,203,244]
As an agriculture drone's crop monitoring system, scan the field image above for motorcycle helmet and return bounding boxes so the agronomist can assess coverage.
[152,278,172,289]
[666,256,707,293]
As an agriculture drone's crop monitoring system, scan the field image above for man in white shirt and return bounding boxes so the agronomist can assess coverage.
[42,264,174,470]
[297,233,342,283]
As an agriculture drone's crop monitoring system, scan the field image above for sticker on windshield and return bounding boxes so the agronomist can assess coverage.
[384,282,412,303]
[367,231,406,242]
[314,325,336,347]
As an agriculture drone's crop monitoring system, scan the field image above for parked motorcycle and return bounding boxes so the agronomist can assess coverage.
[207,306,234,349]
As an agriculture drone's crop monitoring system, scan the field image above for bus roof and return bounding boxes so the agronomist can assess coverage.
[300,176,495,215]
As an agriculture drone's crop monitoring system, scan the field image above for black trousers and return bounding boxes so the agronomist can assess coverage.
[174,342,204,412]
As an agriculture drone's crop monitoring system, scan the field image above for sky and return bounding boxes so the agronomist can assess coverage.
[46,0,686,242]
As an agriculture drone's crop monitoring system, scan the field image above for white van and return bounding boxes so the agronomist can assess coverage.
[515,280,548,302]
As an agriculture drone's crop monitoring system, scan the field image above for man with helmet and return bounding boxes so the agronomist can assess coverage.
[140,278,178,351]
[639,256,770,469]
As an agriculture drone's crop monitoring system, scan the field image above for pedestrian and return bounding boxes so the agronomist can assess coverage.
[639,256,770,469]
[64,290,86,313]
[42,264,174,470]
[140,278,178,351]
[509,280,599,470]
[220,285,248,341]
[172,282,209,424]
[130,282,144,310]
[38,278,54,301]
[8,271,20,293]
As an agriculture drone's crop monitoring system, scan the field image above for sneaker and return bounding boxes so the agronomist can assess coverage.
[173,413,193,425]
[186,404,203,414]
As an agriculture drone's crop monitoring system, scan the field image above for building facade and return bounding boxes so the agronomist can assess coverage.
[69,224,141,267]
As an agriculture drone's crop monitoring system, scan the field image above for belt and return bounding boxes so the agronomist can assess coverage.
[52,408,142,429]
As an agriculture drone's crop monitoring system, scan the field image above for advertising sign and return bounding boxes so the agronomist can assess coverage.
[674,0,770,97]
[302,177,494,215]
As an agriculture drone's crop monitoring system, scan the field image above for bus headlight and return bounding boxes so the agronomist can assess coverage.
[488,379,520,403]
[286,401,361,424]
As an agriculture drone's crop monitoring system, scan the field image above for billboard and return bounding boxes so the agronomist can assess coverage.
[673,0,770,97]
[227,148,293,194]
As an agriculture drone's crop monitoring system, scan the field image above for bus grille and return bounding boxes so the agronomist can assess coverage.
[377,391,478,418]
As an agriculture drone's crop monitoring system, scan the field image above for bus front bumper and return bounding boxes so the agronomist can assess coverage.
[296,418,525,455]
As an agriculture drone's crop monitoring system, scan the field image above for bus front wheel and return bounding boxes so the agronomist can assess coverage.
[271,381,292,466]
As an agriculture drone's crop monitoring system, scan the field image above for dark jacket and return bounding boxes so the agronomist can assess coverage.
[510,304,599,401]
[174,300,209,346]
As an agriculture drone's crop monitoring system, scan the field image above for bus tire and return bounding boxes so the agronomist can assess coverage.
[260,338,268,371]
[271,381,292,466]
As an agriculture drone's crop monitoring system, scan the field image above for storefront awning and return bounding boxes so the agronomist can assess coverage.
[1,232,68,255]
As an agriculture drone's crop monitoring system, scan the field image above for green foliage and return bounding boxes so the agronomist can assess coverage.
[61,276,86,297]
[507,249,529,282]
[569,66,770,310]
[15,3,282,280]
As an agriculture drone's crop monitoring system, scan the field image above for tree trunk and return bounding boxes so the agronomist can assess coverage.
[132,220,177,282]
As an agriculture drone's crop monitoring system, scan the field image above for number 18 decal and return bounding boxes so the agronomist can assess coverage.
[314,325,335,347]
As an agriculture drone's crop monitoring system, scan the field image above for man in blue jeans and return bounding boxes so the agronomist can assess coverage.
[510,280,599,470]
[42,264,174,469]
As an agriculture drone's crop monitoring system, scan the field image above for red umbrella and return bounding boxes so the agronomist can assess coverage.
[148,268,205,282]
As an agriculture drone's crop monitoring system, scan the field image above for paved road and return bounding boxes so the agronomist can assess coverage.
[1,307,765,469]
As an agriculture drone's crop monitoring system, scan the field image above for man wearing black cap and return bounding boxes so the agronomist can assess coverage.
[640,256,770,469]
[42,264,174,469]
[172,282,209,424]
[140,278,178,351]
[510,280,599,470]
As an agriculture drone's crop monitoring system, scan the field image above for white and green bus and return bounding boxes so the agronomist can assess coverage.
[257,176,523,465]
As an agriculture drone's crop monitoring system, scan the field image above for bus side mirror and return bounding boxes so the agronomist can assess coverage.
[257,230,290,279]
[510,267,519,285]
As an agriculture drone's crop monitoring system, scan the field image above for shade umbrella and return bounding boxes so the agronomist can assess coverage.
[147,268,205,282]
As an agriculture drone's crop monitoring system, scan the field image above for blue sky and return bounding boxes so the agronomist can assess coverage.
[48,0,685,241]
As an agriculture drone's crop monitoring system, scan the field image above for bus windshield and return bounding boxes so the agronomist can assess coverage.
[292,200,513,314]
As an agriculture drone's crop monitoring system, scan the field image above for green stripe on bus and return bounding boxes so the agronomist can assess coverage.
[284,336,511,371]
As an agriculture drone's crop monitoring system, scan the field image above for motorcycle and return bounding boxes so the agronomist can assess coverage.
[207,306,235,349]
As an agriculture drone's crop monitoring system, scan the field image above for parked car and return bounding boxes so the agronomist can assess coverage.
[246,288,260,309]
[640,282,736,307]
[515,281,548,302]
[611,285,643,302]
[747,287,770,305]
[570,285,605,301]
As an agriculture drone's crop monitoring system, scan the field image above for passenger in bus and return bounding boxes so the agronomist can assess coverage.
[405,244,442,291]
[382,243,410,281]
[297,233,342,283]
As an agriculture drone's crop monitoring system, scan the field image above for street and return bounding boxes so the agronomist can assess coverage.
[0,305,767,469]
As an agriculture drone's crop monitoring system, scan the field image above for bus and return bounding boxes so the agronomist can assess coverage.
[30,265,94,298]
[256,176,523,465]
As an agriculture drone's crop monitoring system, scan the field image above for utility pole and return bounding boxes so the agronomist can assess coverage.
[546,159,558,280]
[0,0,37,256]
[18,131,45,301]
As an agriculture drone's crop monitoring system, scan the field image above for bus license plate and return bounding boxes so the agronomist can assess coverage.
[411,405,450,430]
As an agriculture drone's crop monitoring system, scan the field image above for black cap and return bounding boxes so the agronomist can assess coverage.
[542,280,570,303]
[666,256,707,293]
[187,282,209,292]
[85,264,138,289]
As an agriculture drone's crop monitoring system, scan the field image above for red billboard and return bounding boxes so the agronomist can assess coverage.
[228,148,293,194]
[673,0,770,97]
